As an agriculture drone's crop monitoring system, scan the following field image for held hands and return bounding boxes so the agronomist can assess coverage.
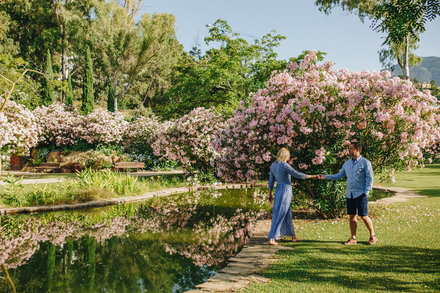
[308,174,326,179]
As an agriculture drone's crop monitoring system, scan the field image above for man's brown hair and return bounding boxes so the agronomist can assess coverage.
[351,141,362,152]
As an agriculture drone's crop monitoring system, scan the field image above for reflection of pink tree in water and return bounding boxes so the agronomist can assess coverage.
[1,190,265,269]
[164,210,261,267]
[0,216,130,269]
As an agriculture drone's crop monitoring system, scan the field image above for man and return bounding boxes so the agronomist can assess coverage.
[319,142,378,245]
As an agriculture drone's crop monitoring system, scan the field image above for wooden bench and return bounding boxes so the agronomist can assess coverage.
[37,162,61,173]
[113,162,145,172]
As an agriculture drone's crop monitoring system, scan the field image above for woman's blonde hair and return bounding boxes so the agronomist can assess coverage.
[276,148,290,163]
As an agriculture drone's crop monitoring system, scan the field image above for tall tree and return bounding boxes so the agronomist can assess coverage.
[87,0,182,109]
[107,80,116,112]
[41,49,56,106]
[378,35,422,72]
[65,71,73,106]
[314,0,440,79]
[0,0,62,70]
[371,0,440,78]
[81,46,94,115]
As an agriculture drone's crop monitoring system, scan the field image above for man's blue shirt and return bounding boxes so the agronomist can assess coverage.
[325,155,373,199]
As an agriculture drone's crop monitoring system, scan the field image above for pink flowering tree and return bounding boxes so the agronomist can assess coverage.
[123,115,172,168]
[71,109,128,148]
[214,51,440,217]
[33,102,79,147]
[153,107,226,173]
[0,98,39,159]
[33,106,128,149]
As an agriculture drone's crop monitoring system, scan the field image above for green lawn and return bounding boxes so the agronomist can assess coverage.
[244,164,440,292]
[376,164,440,197]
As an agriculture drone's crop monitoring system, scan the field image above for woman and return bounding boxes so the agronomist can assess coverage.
[267,147,317,245]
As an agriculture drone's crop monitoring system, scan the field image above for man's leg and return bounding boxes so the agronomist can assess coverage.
[344,214,358,245]
[349,214,357,239]
[359,194,377,244]
[345,197,358,243]
[360,216,375,238]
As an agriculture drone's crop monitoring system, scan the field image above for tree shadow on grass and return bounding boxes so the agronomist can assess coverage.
[265,244,440,292]
[414,188,440,197]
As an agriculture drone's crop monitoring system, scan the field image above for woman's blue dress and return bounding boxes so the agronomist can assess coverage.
[268,161,307,240]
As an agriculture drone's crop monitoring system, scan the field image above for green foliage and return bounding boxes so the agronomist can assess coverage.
[371,0,440,45]
[107,81,115,112]
[430,79,440,100]
[300,180,347,218]
[378,35,422,70]
[86,1,182,110]
[65,72,73,106]
[159,19,290,118]
[81,47,94,115]
[41,49,55,106]
[0,11,40,109]
[0,0,62,70]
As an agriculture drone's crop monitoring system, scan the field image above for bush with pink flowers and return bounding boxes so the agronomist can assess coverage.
[33,106,129,149]
[33,102,79,147]
[123,115,173,169]
[72,109,128,147]
[153,107,226,172]
[214,51,440,217]
[0,98,39,156]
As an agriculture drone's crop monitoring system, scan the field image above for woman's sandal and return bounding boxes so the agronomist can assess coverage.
[292,236,301,242]
[266,239,279,246]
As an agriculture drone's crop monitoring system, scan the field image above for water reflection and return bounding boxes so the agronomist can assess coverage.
[0,188,269,292]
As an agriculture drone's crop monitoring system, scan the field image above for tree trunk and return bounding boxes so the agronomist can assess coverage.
[10,153,22,170]
[403,35,410,80]
[61,23,67,103]
[114,83,118,112]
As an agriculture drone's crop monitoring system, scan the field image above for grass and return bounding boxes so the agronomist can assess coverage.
[244,164,440,292]
[0,170,187,208]
[376,164,440,197]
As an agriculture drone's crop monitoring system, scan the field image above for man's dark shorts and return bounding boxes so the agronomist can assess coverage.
[346,194,368,216]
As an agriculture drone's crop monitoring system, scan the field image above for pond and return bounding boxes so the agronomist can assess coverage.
[0,188,269,293]
[369,188,396,201]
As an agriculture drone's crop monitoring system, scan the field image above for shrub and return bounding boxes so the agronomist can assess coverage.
[0,97,39,156]
[33,102,79,147]
[71,109,128,147]
[123,115,173,169]
[153,107,225,172]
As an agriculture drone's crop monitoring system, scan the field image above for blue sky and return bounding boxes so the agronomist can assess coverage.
[138,0,440,72]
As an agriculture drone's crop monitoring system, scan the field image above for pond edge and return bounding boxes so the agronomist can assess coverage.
[0,183,267,215]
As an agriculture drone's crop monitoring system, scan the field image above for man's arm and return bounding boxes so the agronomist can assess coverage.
[324,164,346,180]
[364,160,374,195]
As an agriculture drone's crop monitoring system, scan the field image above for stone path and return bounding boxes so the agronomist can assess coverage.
[370,185,427,205]
[186,219,283,293]
[0,183,265,215]
[0,178,66,186]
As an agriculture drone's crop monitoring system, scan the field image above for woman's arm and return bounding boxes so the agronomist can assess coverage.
[284,163,307,179]
[268,169,275,203]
